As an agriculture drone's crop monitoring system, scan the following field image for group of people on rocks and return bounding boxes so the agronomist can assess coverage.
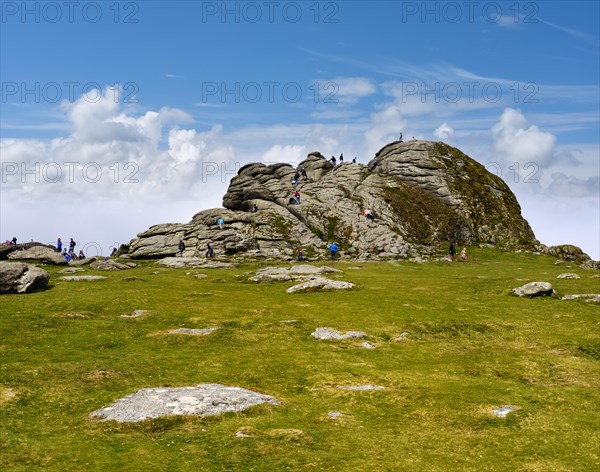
[57,237,85,260]
[329,153,358,166]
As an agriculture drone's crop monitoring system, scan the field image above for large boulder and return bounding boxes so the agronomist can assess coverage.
[124,140,538,260]
[0,262,50,294]
[7,245,66,265]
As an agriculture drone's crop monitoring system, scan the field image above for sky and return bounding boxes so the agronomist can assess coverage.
[1,0,599,259]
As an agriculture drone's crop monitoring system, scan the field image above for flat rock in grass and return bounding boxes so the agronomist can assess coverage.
[202,261,234,268]
[58,275,107,281]
[328,411,343,419]
[512,281,554,297]
[169,328,218,335]
[157,257,207,268]
[556,273,580,279]
[0,262,50,294]
[361,342,376,349]
[288,265,341,275]
[90,384,279,422]
[562,294,600,303]
[311,327,366,340]
[287,277,354,293]
[250,265,341,283]
[121,310,147,318]
[57,267,85,274]
[336,384,385,391]
[492,406,516,418]
[90,260,136,271]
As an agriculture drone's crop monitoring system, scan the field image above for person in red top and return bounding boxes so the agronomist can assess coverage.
[294,190,300,204]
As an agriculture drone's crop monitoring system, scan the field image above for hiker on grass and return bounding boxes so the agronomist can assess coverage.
[297,247,306,262]
[449,242,456,262]
[460,247,467,261]
[178,240,185,257]
[328,242,339,261]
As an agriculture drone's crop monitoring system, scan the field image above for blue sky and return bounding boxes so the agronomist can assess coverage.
[1,1,599,258]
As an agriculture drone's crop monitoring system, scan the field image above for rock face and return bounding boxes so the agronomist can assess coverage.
[7,245,66,265]
[90,384,279,422]
[0,262,50,294]
[125,140,537,260]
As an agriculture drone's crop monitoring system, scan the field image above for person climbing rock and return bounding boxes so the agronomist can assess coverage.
[300,168,308,180]
[178,240,185,257]
[205,243,214,258]
[217,217,224,229]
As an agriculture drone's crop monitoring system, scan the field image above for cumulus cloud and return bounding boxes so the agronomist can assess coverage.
[433,122,454,140]
[491,108,556,167]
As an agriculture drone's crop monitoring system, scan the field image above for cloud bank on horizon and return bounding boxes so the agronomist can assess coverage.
[1,1,598,258]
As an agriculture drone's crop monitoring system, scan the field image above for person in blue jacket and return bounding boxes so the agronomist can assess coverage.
[328,242,339,260]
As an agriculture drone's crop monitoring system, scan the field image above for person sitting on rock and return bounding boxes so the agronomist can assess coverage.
[78,250,85,259]
[330,156,337,166]
[251,204,258,213]
[178,240,185,257]
[11,237,17,245]
[352,157,357,163]
[217,217,224,229]
[328,242,339,261]
[364,208,374,221]
[206,243,214,258]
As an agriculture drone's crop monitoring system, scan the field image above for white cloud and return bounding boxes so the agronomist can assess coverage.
[433,122,454,140]
[491,108,556,168]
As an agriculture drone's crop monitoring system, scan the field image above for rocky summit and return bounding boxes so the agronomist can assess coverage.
[124,140,536,260]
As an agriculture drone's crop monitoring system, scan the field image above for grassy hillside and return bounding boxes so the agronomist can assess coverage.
[1,249,598,471]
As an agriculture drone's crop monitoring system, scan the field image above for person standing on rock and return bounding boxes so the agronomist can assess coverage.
[330,156,337,166]
[352,157,357,163]
[251,204,258,213]
[328,242,339,261]
[294,190,300,205]
[217,217,224,229]
[297,247,305,262]
[449,242,456,262]
[339,153,343,163]
[69,238,76,256]
[178,240,185,257]
[56,238,63,253]
[206,243,214,258]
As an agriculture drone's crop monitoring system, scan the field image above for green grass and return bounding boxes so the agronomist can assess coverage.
[1,250,599,471]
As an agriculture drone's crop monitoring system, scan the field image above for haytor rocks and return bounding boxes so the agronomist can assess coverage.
[124,140,537,261]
